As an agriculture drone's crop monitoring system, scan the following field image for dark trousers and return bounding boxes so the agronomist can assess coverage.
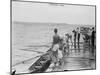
[91,37,95,54]
[74,38,76,52]
[78,33,80,51]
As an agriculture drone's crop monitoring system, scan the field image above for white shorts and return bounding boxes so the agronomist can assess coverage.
[58,49,63,59]
[52,44,59,51]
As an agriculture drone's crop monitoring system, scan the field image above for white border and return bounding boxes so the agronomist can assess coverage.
[0,0,100,75]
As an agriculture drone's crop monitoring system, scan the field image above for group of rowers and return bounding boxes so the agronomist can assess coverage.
[50,27,96,68]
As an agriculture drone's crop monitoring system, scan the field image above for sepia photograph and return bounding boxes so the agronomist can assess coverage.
[11,0,96,74]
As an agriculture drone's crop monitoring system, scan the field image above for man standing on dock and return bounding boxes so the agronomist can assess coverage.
[76,27,81,52]
[51,28,60,68]
[72,30,77,52]
[91,27,95,56]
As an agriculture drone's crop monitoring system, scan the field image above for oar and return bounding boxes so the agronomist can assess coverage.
[12,54,44,67]
[12,48,52,67]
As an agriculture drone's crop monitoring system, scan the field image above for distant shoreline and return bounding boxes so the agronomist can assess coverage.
[13,21,95,27]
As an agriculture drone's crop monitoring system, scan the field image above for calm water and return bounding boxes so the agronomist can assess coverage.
[12,22,78,48]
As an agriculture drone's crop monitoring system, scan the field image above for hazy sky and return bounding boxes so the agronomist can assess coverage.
[12,1,95,25]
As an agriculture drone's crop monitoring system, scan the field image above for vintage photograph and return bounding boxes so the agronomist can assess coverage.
[11,0,96,74]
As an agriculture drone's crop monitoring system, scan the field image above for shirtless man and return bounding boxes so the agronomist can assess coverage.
[51,28,60,68]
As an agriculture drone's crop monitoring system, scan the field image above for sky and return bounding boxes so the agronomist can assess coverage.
[12,1,95,25]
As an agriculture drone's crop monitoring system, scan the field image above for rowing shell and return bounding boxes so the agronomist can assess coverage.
[28,51,52,73]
